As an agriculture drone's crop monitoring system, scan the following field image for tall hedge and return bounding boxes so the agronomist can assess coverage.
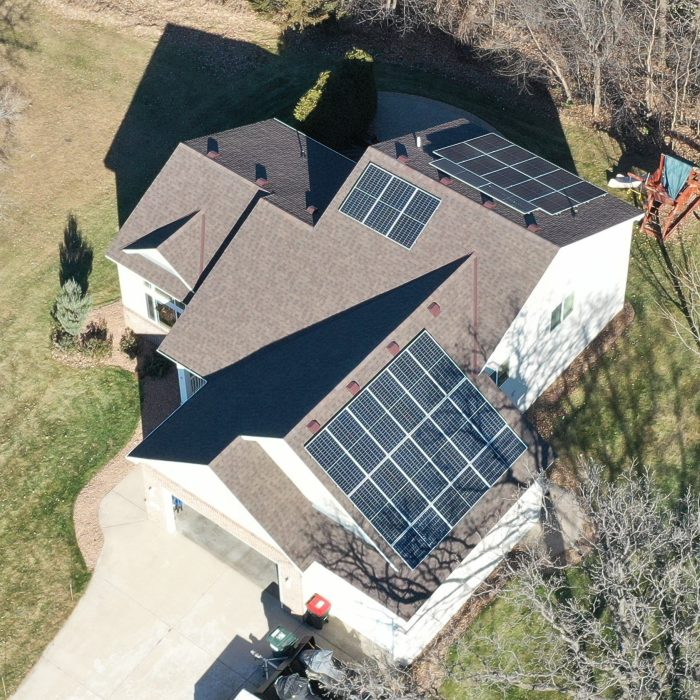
[294,48,377,151]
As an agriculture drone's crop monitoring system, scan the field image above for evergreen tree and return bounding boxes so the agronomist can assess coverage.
[54,279,91,337]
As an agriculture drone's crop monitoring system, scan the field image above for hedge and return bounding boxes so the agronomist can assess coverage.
[294,48,377,150]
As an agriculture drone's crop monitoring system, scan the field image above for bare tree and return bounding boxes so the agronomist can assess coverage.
[324,656,431,699]
[450,463,700,699]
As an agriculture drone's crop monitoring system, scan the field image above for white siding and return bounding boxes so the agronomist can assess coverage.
[486,218,637,410]
[117,263,154,323]
[134,457,282,551]
[302,480,544,662]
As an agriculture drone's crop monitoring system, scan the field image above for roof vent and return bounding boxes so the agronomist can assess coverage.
[206,137,219,158]
[306,205,318,215]
[481,195,497,210]
[386,340,401,356]
[428,301,441,317]
[306,419,321,434]
[524,213,542,233]
[416,135,422,148]
[527,222,543,233]
[255,178,270,188]
[346,380,361,396]
[397,154,409,164]
[439,176,454,186]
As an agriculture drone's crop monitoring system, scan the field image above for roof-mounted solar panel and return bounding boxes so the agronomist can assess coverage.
[430,133,606,216]
[340,164,440,249]
[306,330,528,569]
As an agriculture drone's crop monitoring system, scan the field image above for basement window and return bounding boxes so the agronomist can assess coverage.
[550,293,575,331]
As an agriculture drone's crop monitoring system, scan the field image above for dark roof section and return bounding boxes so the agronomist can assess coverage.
[372,119,640,248]
[185,119,356,225]
[107,144,260,300]
[132,256,471,465]
[160,147,558,377]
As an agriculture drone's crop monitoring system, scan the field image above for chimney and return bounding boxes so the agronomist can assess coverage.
[346,381,361,396]
[386,340,400,356]
[428,301,441,317]
[306,420,321,434]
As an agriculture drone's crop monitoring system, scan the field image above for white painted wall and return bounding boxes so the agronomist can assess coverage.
[116,263,154,323]
[486,218,637,410]
[244,437,383,553]
[302,480,545,662]
[134,457,282,550]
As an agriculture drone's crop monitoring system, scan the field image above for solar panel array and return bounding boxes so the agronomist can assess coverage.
[339,164,441,249]
[306,331,528,569]
[429,133,606,215]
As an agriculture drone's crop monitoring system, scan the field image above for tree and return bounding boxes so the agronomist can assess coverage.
[324,656,430,699]
[53,279,92,338]
[58,213,93,294]
[294,48,377,150]
[451,463,700,698]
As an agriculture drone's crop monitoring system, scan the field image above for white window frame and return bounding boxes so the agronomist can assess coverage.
[144,281,185,329]
[549,292,575,332]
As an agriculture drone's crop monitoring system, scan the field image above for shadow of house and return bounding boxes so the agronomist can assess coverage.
[104,21,583,226]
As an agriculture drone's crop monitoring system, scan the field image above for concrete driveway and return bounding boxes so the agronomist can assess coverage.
[14,467,336,700]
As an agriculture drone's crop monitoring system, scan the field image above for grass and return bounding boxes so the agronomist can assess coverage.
[1,2,698,695]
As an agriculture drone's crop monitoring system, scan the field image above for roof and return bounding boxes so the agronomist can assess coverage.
[371,119,639,248]
[184,119,356,226]
[159,145,558,377]
[107,143,260,300]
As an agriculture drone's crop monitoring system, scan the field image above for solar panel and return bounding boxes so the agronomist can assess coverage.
[339,164,441,249]
[305,330,528,569]
[430,133,606,216]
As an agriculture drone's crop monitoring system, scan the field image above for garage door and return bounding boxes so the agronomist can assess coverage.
[175,503,279,592]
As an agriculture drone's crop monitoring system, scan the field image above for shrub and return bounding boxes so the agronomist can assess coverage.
[247,0,337,28]
[50,323,77,352]
[294,48,377,150]
[119,328,139,359]
[53,279,91,337]
[79,318,113,359]
[144,352,172,378]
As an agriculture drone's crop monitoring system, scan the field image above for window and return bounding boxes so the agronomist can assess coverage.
[144,282,185,329]
[486,360,510,387]
[550,293,574,331]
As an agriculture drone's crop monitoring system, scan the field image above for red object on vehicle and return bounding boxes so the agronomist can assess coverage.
[306,594,331,618]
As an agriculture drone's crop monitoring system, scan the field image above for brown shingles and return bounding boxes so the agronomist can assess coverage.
[107,144,260,300]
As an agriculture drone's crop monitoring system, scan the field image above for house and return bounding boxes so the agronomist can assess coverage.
[106,117,639,662]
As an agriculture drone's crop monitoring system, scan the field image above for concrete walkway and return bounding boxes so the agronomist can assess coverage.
[374,92,496,141]
[13,468,342,700]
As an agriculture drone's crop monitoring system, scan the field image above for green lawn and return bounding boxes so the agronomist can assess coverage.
[1,4,698,695]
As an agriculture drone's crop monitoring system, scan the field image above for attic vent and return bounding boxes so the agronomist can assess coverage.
[207,150,220,160]
[428,301,441,317]
[481,195,496,210]
[306,420,321,434]
[255,178,270,188]
[386,341,401,356]
[306,205,318,215]
[524,213,543,233]
[439,176,454,186]
[397,154,409,164]
[527,222,543,233]
[206,137,219,158]
[346,381,361,396]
